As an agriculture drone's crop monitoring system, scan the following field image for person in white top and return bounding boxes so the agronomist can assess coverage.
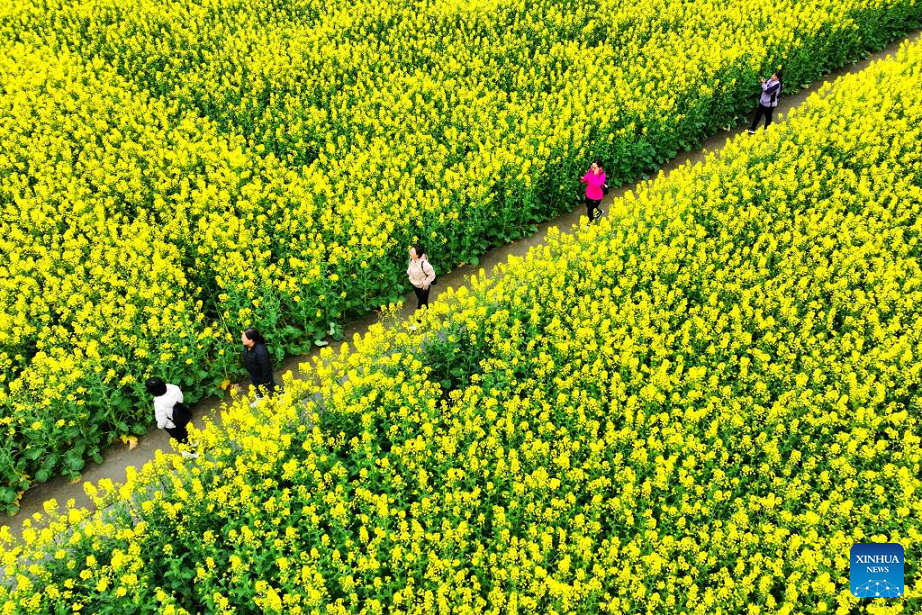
[407,243,437,332]
[146,377,196,457]
[407,243,436,315]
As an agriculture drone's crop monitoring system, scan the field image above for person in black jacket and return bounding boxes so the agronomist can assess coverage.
[241,327,276,406]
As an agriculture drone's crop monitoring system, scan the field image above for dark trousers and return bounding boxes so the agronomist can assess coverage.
[749,104,774,131]
[165,425,189,444]
[251,377,277,398]
[413,286,430,312]
[586,198,602,221]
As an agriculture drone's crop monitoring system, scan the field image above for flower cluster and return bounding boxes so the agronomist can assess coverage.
[1,0,920,502]
[2,35,921,614]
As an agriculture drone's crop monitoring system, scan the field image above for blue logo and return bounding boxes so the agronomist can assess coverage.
[851,543,904,598]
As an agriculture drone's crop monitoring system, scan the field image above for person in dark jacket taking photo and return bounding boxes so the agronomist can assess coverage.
[748,70,783,134]
[241,327,276,407]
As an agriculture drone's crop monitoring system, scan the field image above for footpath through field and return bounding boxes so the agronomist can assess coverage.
[3,30,919,540]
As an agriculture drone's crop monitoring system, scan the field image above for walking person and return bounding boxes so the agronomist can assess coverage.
[407,243,436,329]
[748,70,783,134]
[146,377,197,458]
[241,327,276,406]
[580,160,606,223]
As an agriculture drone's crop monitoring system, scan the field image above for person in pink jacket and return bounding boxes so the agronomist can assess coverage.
[580,160,606,223]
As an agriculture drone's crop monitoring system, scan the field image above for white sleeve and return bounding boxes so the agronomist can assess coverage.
[154,398,173,430]
[155,385,182,430]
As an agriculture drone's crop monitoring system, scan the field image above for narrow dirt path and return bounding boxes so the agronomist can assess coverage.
[4,30,919,539]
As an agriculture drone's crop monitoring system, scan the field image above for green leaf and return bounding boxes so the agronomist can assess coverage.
[35,468,51,483]
[0,487,18,504]
[131,424,148,436]
[24,447,44,461]
[42,453,60,470]
[469,255,480,267]
[63,450,85,473]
